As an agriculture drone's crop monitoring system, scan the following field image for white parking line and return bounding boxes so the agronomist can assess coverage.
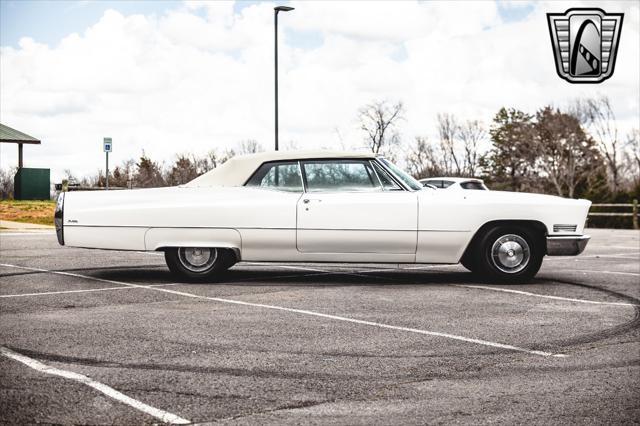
[0,283,179,298]
[243,263,405,281]
[546,252,640,261]
[136,251,164,256]
[587,245,639,250]
[241,263,638,309]
[581,255,640,260]
[0,263,565,358]
[245,263,330,273]
[455,285,637,307]
[0,346,189,425]
[398,264,461,270]
[570,269,640,277]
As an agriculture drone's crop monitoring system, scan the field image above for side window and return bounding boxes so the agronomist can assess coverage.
[441,180,455,188]
[302,160,381,192]
[245,161,303,192]
[371,161,402,191]
[460,181,485,190]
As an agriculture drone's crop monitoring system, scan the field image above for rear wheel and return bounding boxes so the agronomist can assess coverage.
[476,226,543,282]
[164,247,235,282]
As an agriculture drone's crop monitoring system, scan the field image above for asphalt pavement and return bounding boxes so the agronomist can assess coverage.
[0,228,638,424]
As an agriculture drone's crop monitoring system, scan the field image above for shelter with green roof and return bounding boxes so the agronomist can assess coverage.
[0,123,49,200]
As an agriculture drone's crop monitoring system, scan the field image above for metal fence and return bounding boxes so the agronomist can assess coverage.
[589,199,639,230]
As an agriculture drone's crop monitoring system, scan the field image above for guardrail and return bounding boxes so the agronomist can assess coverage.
[589,199,639,230]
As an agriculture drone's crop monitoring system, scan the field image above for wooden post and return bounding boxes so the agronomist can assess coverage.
[18,143,23,168]
[633,199,639,230]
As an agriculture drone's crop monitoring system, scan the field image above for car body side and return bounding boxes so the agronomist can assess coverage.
[59,180,590,265]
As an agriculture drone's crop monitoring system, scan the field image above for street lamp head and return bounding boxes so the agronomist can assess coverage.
[274,6,295,12]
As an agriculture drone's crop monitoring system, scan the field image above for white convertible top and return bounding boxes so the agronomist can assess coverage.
[184,149,375,187]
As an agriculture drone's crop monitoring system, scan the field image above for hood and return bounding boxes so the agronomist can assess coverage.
[425,188,591,207]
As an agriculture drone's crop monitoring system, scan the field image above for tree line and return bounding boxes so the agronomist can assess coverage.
[0,95,637,204]
[364,95,638,202]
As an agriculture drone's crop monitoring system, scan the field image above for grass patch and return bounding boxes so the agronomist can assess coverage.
[0,200,56,226]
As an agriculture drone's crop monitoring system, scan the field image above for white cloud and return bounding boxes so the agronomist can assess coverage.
[0,0,638,182]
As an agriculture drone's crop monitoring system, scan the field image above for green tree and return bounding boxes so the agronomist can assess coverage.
[167,155,199,186]
[134,153,165,188]
[534,107,603,198]
[483,108,537,191]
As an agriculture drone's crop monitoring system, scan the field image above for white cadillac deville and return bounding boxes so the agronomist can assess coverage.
[55,150,591,282]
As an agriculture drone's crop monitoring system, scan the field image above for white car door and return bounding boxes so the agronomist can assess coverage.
[296,159,418,254]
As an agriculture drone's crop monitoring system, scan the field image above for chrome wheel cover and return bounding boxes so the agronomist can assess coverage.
[178,247,217,273]
[491,234,530,274]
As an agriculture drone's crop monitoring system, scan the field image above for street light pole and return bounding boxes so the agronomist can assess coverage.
[106,150,109,190]
[274,5,294,151]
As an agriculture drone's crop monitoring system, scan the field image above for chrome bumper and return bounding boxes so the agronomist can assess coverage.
[55,192,64,246]
[546,235,590,256]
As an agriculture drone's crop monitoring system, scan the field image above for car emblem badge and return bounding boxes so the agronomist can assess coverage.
[547,8,623,83]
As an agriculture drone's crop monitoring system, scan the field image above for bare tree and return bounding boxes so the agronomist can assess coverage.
[109,159,135,188]
[358,100,404,154]
[333,127,346,150]
[621,128,640,188]
[0,168,15,199]
[570,96,621,192]
[284,140,300,150]
[236,139,264,155]
[458,120,486,177]
[437,113,461,175]
[200,149,229,172]
[195,147,241,173]
[404,137,444,179]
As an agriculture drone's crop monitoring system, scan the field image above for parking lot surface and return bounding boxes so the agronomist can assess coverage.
[0,228,638,424]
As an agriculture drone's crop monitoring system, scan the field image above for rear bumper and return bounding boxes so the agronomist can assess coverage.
[546,235,590,256]
[55,192,64,245]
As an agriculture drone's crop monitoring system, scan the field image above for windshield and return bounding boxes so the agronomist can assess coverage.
[378,158,423,191]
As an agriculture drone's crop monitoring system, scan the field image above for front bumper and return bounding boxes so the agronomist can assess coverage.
[546,235,590,256]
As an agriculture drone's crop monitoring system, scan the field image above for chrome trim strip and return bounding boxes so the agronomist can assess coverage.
[546,235,590,256]
[297,160,307,193]
[553,224,577,233]
[63,224,469,232]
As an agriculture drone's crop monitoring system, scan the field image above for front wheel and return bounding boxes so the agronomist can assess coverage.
[164,247,234,282]
[476,226,543,282]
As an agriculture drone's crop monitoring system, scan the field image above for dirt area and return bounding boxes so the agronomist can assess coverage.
[0,200,55,226]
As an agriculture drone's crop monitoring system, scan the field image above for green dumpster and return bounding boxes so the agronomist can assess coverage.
[14,168,50,200]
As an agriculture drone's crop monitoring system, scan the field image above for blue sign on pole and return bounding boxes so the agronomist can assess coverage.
[103,137,112,190]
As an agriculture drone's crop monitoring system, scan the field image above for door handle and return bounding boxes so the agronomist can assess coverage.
[303,199,310,204]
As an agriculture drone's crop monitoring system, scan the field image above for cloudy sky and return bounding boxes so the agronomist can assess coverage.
[1,0,638,182]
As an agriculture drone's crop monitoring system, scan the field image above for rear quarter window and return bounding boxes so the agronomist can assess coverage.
[245,161,303,192]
